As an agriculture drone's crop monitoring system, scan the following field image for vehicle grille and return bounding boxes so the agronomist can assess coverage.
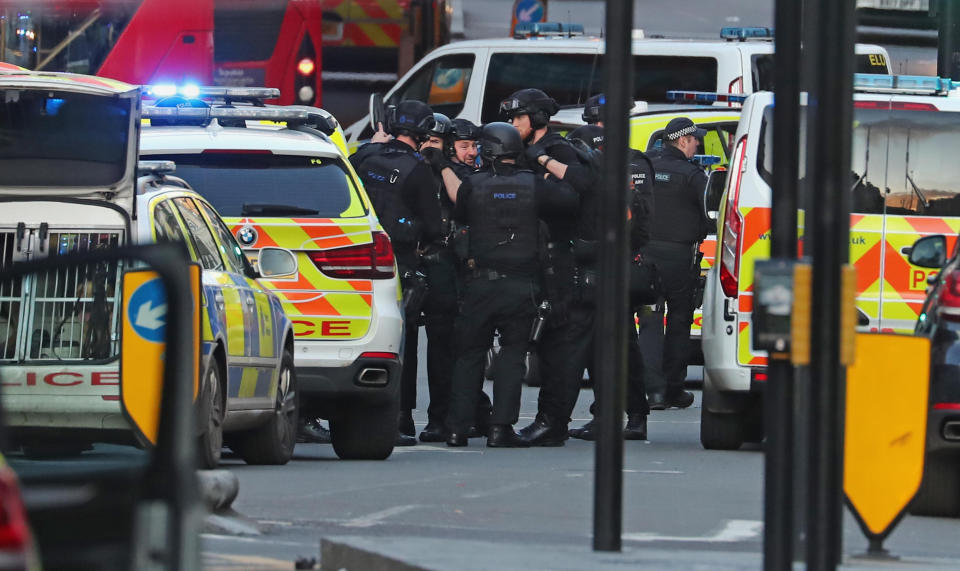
[0,230,124,362]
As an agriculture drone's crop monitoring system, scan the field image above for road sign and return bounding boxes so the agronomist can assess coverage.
[510,0,547,36]
[844,333,930,553]
[121,265,201,445]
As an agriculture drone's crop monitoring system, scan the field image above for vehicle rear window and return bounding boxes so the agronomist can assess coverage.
[214,0,287,62]
[481,53,717,123]
[149,153,364,218]
[758,103,960,217]
[0,89,129,186]
[752,53,890,91]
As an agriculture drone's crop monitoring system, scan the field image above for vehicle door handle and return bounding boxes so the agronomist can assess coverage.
[245,297,255,305]
[214,293,225,308]
[900,246,913,256]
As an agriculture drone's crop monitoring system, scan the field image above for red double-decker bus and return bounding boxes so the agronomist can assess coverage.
[0,0,324,105]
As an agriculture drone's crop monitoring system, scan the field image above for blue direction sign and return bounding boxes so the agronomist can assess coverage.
[127,277,167,343]
[515,0,545,24]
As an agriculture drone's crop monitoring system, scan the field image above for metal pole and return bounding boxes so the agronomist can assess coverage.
[806,0,856,567]
[592,0,633,552]
[938,0,959,80]
[764,0,802,567]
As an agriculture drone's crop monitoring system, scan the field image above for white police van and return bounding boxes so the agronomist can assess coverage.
[344,25,891,148]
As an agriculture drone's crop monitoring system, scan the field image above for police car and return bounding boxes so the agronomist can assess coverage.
[139,87,405,461]
[0,71,298,468]
[702,74,960,451]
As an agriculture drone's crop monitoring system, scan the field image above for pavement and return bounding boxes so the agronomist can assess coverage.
[201,331,960,571]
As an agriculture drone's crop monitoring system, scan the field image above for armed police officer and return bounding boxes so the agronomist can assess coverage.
[443,123,579,448]
[644,117,711,410]
[350,100,444,446]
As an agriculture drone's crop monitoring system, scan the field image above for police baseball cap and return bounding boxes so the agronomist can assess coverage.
[663,117,707,141]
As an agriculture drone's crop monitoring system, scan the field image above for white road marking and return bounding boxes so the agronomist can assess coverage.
[257,520,293,526]
[201,534,309,548]
[623,519,763,543]
[462,481,534,499]
[623,469,684,475]
[390,445,482,454]
[342,505,423,528]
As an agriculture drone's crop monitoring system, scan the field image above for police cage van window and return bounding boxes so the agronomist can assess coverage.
[151,154,364,219]
[0,90,129,187]
[760,104,960,217]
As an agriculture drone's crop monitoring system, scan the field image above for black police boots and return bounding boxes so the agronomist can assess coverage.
[486,425,531,448]
[648,390,695,410]
[623,414,648,440]
[518,414,567,446]
[569,419,596,440]
[446,431,469,447]
[297,418,332,444]
[419,422,446,443]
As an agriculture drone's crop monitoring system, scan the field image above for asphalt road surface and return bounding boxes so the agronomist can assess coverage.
[202,336,960,570]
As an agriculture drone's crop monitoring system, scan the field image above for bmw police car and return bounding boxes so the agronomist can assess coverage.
[139,87,405,461]
[0,71,298,468]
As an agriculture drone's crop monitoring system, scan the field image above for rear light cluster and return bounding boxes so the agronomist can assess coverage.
[309,231,395,279]
[295,31,318,105]
[719,136,748,298]
[0,468,31,552]
[937,270,960,321]
[854,100,939,111]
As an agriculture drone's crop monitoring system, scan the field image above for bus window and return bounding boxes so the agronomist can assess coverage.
[214,0,287,62]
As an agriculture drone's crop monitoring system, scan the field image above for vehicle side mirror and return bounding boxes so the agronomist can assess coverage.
[258,247,298,278]
[369,92,385,132]
[908,234,947,268]
[704,169,728,214]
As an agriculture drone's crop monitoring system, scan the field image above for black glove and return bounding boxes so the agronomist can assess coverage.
[524,142,548,166]
[420,147,450,174]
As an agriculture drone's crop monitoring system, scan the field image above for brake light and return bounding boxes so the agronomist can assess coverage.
[0,468,31,552]
[309,231,395,279]
[934,403,960,410]
[294,31,318,105]
[854,100,939,111]
[727,76,744,107]
[937,270,960,321]
[719,136,747,298]
[297,58,315,77]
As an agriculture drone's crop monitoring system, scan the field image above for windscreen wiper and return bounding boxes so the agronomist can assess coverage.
[241,203,320,216]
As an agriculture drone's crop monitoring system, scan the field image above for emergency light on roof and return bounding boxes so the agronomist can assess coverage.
[666,91,748,104]
[142,85,281,101]
[720,27,774,41]
[143,106,312,123]
[853,73,956,95]
[513,22,585,39]
[137,160,176,176]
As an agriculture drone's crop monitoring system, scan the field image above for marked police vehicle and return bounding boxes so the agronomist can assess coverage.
[0,71,298,468]
[344,25,891,150]
[702,74,960,450]
[139,87,405,460]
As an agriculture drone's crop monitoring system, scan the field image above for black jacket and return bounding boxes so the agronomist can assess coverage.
[648,145,710,244]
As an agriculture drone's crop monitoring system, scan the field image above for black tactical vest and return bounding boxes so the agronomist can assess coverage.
[356,147,420,244]
[649,148,703,244]
[467,170,540,275]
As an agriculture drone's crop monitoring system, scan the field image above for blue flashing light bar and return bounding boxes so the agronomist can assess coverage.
[720,27,774,41]
[692,155,722,167]
[853,73,956,94]
[143,85,281,100]
[666,91,748,104]
[514,22,585,38]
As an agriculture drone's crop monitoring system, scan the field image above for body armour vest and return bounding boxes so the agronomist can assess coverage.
[649,150,703,244]
[357,147,420,244]
[467,170,539,275]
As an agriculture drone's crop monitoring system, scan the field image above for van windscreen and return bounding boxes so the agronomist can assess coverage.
[481,53,717,123]
[752,53,890,91]
[149,153,364,219]
[0,89,129,187]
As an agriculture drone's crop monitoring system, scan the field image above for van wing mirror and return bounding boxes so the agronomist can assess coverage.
[908,234,947,269]
[370,92,386,132]
[704,169,728,214]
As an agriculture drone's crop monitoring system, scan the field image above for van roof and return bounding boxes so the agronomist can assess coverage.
[140,123,344,156]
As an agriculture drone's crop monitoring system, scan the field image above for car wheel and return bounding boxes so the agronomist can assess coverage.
[700,407,744,450]
[909,454,960,517]
[197,362,225,469]
[233,351,299,465]
[331,401,397,460]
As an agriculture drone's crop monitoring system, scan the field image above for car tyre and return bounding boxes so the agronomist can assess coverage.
[700,408,744,450]
[233,350,299,465]
[198,361,225,469]
[909,454,960,517]
[331,401,397,460]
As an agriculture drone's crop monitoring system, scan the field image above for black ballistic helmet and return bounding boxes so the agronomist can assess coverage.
[499,88,559,129]
[428,112,454,138]
[388,100,436,139]
[581,93,605,124]
[567,124,605,151]
[480,122,523,162]
[451,118,481,141]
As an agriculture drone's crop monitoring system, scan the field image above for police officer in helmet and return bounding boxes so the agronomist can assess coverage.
[350,100,444,446]
[444,122,578,447]
[644,117,711,410]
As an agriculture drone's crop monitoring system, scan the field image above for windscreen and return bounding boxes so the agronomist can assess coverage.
[752,53,890,91]
[0,89,130,186]
[149,153,363,218]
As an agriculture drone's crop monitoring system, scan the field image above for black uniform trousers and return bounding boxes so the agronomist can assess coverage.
[397,248,420,413]
[446,274,537,433]
[644,240,697,397]
[420,251,493,428]
[582,314,651,418]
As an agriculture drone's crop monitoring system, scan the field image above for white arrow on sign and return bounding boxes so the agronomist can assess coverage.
[519,4,540,21]
[136,301,167,330]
